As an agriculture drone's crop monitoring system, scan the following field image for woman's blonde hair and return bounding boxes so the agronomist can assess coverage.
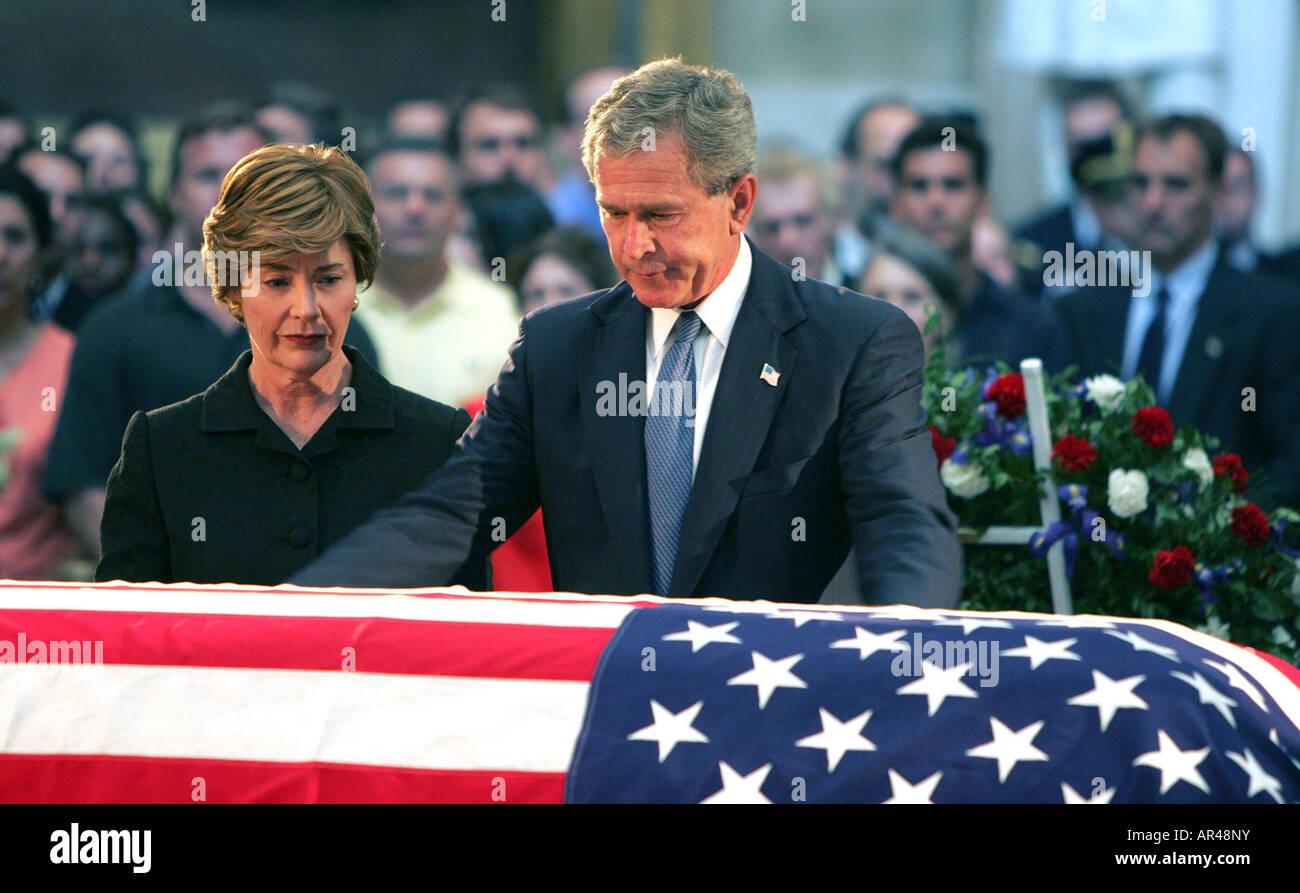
[202,143,380,322]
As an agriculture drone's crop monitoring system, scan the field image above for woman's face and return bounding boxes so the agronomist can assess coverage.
[520,253,593,313]
[68,209,133,297]
[239,238,355,381]
[861,252,951,352]
[0,195,39,304]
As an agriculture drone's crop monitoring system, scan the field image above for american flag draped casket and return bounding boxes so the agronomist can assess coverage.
[1,581,1298,803]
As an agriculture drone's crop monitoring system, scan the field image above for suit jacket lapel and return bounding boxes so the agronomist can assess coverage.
[581,283,654,591]
[1167,260,1241,423]
[670,245,803,597]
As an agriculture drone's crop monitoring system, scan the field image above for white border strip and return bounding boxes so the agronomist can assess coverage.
[0,663,588,773]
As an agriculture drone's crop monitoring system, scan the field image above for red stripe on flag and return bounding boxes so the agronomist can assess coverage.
[0,754,564,803]
[0,610,615,681]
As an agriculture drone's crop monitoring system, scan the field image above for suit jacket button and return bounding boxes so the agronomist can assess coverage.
[1204,335,1224,358]
[288,527,312,548]
[290,463,310,482]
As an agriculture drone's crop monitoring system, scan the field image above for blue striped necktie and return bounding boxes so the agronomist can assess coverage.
[645,310,703,597]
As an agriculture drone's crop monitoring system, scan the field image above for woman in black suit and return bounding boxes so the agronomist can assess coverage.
[96,144,478,586]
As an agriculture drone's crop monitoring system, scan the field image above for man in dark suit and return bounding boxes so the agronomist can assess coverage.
[293,59,960,608]
[1056,114,1300,508]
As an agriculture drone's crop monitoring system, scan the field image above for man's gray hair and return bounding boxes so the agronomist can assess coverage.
[581,57,756,195]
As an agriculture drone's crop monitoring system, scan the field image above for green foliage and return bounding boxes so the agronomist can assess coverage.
[923,337,1300,662]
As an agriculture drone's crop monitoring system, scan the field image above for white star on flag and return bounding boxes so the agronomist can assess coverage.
[1037,615,1117,629]
[626,699,710,762]
[934,617,1014,635]
[829,627,909,661]
[1204,658,1267,711]
[896,660,979,715]
[883,769,942,804]
[966,717,1050,783]
[700,762,772,804]
[1003,635,1080,670]
[1105,629,1179,661]
[727,651,807,709]
[764,609,845,627]
[795,708,876,772]
[662,620,742,653]
[1226,748,1284,803]
[1170,670,1238,728]
[1061,781,1116,803]
[1133,730,1211,795]
[1067,670,1149,732]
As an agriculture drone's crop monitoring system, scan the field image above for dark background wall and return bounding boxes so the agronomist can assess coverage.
[1,0,544,121]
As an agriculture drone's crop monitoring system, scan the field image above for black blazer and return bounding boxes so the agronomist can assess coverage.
[1056,253,1300,507]
[96,347,476,585]
[293,239,962,607]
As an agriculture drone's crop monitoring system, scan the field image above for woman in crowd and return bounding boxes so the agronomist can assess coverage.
[0,166,78,578]
[56,194,138,332]
[858,222,962,359]
[506,225,617,314]
[96,144,479,586]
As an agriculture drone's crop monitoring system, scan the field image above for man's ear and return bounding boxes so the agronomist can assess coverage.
[729,172,758,235]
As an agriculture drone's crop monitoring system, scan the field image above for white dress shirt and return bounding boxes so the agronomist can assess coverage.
[645,235,752,473]
[1121,238,1219,404]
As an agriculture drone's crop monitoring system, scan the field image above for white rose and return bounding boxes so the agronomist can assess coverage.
[1084,374,1126,412]
[1181,447,1214,490]
[1197,615,1231,642]
[940,457,991,498]
[1107,468,1149,518]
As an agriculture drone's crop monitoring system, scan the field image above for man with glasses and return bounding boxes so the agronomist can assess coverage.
[450,85,549,192]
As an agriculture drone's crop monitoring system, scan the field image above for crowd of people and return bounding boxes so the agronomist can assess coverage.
[0,68,1296,585]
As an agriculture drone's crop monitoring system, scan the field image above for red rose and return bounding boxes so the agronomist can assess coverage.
[1132,406,1174,448]
[1213,453,1249,493]
[1230,503,1270,546]
[1052,434,1097,473]
[928,425,956,466]
[986,373,1026,419]
[1149,545,1196,590]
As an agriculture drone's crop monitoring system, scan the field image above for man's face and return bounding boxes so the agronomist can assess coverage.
[1216,150,1255,243]
[595,133,755,309]
[18,152,85,241]
[1131,131,1218,271]
[855,104,920,219]
[255,104,314,144]
[892,148,985,257]
[458,102,543,187]
[387,100,449,141]
[71,123,140,195]
[750,173,829,272]
[170,126,265,244]
[0,117,30,165]
[369,150,459,262]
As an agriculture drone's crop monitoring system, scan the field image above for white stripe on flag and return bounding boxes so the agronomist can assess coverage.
[1,663,588,773]
[0,585,635,629]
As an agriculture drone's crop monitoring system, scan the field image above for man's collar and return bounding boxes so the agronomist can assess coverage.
[648,235,752,357]
[201,346,395,434]
[1149,238,1219,303]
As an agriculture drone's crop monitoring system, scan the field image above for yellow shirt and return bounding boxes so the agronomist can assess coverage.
[354,260,521,406]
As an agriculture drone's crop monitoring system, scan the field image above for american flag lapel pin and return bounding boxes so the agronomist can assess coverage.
[760,363,780,387]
